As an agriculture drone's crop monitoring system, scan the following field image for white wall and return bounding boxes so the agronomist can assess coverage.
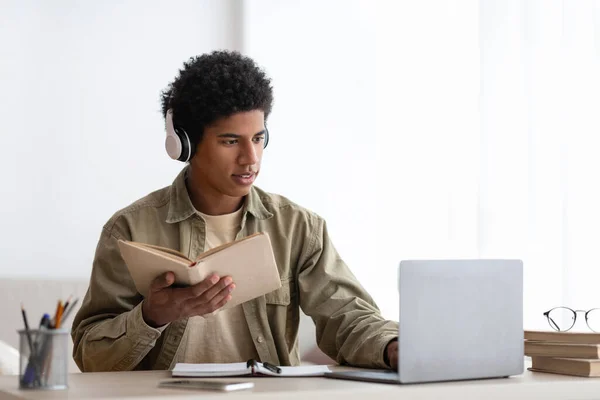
[0,1,481,323]
[0,0,242,279]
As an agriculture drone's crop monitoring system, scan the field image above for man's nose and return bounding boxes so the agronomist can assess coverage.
[239,141,259,165]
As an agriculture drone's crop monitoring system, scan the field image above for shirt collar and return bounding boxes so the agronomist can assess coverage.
[166,166,273,224]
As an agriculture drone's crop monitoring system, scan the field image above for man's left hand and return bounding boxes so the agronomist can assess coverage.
[386,340,398,370]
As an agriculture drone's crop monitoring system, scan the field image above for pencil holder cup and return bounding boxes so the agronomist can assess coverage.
[18,329,68,390]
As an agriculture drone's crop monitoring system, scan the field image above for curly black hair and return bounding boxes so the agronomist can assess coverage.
[160,50,273,143]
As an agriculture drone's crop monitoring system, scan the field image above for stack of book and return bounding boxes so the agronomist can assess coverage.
[525,330,600,377]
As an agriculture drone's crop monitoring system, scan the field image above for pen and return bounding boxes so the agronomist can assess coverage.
[263,362,282,374]
[36,315,52,383]
[63,295,73,315]
[39,314,51,329]
[22,313,50,387]
[20,303,33,353]
[20,304,36,387]
[37,314,54,386]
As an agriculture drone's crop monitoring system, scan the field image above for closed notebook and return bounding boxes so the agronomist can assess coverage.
[530,357,600,377]
[524,330,600,344]
[525,341,600,359]
[172,360,331,378]
[117,232,281,309]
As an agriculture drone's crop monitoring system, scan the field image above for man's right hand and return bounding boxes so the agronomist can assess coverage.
[142,272,235,328]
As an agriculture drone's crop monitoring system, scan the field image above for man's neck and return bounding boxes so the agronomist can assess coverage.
[186,171,244,216]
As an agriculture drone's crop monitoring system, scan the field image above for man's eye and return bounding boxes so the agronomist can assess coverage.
[223,140,237,145]
[253,136,264,143]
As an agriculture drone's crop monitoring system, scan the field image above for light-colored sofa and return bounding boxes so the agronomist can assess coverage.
[0,278,331,374]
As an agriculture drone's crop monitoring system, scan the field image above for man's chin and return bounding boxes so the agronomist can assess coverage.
[227,184,253,198]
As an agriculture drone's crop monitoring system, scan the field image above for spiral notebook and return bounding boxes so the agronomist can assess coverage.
[172,360,331,378]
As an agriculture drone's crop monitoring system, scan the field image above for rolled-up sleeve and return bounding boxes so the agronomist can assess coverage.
[71,223,166,372]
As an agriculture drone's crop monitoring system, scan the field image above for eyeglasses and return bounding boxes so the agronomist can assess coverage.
[543,307,600,333]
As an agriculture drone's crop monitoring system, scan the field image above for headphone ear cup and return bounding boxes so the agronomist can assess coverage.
[165,110,182,160]
[263,126,269,148]
[177,128,192,162]
[165,110,194,162]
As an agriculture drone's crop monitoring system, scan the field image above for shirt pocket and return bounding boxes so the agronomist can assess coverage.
[264,278,291,306]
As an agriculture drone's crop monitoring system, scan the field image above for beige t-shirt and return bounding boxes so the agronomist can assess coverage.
[183,207,260,363]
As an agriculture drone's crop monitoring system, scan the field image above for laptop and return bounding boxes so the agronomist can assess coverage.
[324,259,524,384]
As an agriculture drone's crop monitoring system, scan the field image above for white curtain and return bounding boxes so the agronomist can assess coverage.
[243,0,600,326]
[369,0,600,327]
[240,0,600,328]
[373,0,480,319]
[480,0,600,330]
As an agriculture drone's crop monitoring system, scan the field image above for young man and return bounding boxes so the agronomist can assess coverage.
[72,51,399,372]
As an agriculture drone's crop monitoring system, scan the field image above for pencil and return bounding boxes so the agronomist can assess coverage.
[60,298,79,326]
[54,301,64,329]
[20,303,34,353]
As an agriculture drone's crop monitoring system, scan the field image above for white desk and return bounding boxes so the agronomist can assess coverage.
[0,367,598,400]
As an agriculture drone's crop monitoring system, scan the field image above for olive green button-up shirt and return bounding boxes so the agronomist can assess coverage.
[71,167,398,372]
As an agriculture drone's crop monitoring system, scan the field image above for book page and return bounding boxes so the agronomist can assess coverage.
[194,232,263,261]
[131,242,192,263]
[118,240,199,297]
[186,232,281,311]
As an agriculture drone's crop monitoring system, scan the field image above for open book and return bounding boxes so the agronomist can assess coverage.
[172,360,331,378]
[117,232,281,309]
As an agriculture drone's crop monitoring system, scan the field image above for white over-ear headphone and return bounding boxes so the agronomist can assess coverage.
[165,108,271,162]
[165,109,193,162]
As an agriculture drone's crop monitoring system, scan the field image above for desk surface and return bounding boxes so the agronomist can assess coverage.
[0,366,598,400]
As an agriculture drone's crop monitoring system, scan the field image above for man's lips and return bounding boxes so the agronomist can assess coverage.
[231,172,257,186]
[232,172,256,178]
